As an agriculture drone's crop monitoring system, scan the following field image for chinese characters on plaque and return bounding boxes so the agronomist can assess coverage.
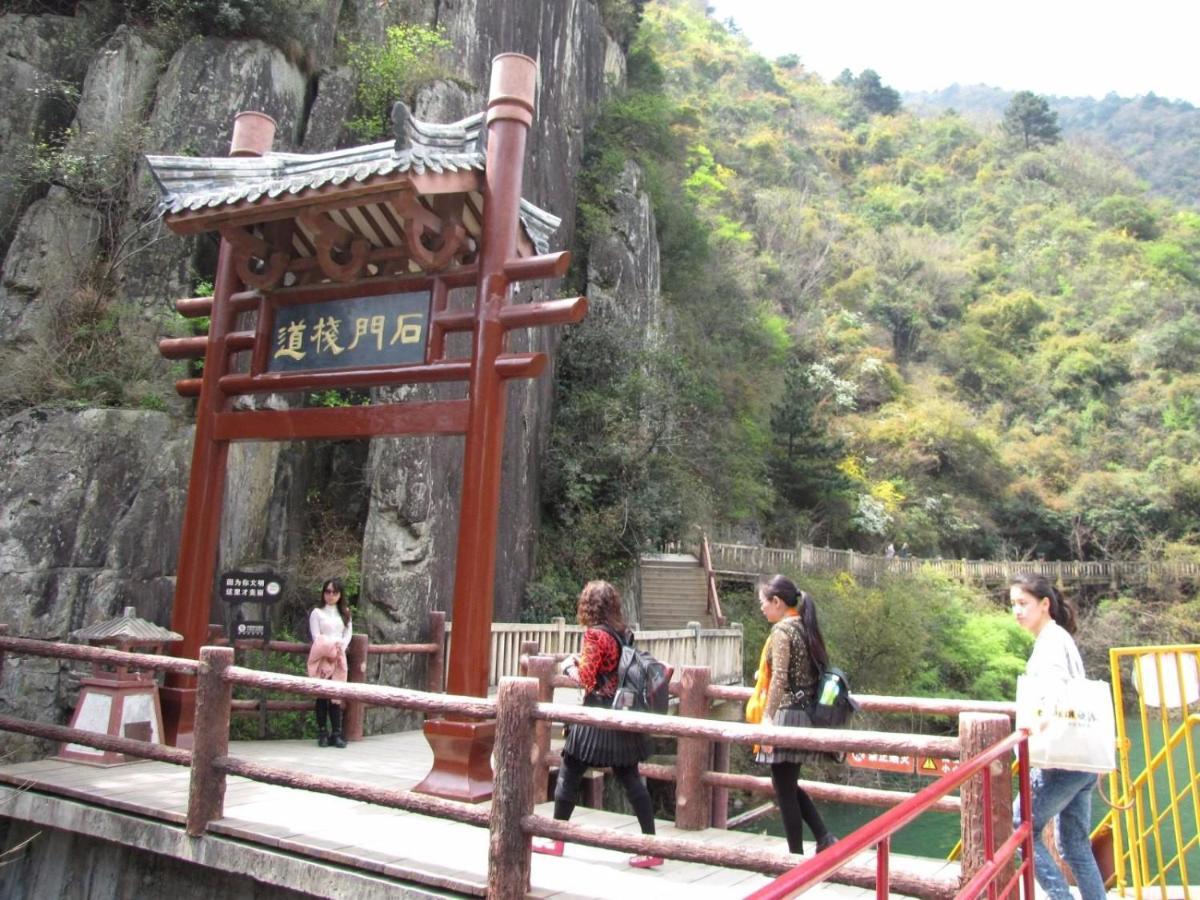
[268,291,431,373]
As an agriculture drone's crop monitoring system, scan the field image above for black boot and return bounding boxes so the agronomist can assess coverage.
[315,699,329,746]
[329,704,347,748]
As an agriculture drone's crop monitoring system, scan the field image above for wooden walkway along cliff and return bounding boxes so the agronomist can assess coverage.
[706,541,1200,589]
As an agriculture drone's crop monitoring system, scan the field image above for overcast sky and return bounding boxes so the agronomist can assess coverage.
[705,0,1199,105]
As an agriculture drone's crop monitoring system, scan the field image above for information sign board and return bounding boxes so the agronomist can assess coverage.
[220,572,284,603]
[847,752,915,774]
[220,571,283,642]
[916,755,960,777]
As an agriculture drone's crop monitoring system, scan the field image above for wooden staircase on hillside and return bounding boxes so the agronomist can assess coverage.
[637,553,714,629]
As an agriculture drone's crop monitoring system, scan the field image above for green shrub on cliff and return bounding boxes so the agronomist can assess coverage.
[344,24,457,141]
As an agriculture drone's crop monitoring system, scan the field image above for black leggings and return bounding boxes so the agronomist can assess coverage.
[771,761,828,854]
[553,753,656,834]
[315,698,342,733]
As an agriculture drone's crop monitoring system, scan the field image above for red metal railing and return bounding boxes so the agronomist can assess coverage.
[744,730,1035,900]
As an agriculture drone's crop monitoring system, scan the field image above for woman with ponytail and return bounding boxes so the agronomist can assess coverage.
[745,574,837,855]
[1010,572,1105,900]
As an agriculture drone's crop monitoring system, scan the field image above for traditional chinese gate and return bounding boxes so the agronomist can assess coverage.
[146,53,585,800]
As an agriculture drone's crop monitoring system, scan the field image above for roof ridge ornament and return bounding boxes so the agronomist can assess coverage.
[392,101,412,153]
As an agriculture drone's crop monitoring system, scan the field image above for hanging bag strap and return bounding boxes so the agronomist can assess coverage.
[1094,773,1135,810]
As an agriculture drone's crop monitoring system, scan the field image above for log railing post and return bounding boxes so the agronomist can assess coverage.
[675,665,712,830]
[345,632,367,741]
[0,624,7,684]
[551,616,565,654]
[488,676,538,899]
[688,620,702,667]
[187,645,234,836]
[426,610,446,693]
[711,738,730,828]
[958,712,1014,889]
[524,654,556,803]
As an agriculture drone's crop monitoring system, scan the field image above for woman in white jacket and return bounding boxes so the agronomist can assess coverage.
[1010,572,1105,900]
[308,578,352,748]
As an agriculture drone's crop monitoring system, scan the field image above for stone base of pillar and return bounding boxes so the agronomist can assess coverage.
[412,718,496,802]
[160,686,197,750]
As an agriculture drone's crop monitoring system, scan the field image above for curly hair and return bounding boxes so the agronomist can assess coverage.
[576,579,626,631]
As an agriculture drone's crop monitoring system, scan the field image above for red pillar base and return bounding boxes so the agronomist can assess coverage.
[412,718,496,802]
[160,686,197,750]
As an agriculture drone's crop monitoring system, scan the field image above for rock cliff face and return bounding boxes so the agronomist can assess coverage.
[0,14,90,254]
[0,407,192,759]
[0,0,646,752]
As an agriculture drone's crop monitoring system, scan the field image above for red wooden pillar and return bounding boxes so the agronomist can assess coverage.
[162,113,274,747]
[414,53,537,802]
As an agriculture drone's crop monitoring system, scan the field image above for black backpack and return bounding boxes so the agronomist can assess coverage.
[598,625,672,714]
[808,667,860,728]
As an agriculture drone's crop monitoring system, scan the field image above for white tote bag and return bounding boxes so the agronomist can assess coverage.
[1015,675,1117,773]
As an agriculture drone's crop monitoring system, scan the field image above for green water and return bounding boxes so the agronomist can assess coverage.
[736,767,960,858]
[738,715,1198,882]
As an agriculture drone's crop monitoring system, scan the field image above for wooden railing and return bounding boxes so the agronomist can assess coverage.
[708,541,1200,587]
[521,653,1016,828]
[748,730,1034,900]
[213,610,445,740]
[699,534,727,625]
[446,618,744,686]
[0,625,1021,899]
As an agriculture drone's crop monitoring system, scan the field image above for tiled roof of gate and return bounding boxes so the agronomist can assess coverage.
[144,110,561,255]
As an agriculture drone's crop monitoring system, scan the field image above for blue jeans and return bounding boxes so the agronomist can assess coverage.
[1014,767,1107,900]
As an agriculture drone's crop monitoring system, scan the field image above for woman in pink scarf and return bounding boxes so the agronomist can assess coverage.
[307,578,352,747]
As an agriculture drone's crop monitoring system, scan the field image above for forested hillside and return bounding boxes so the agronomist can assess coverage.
[905,84,1200,208]
[533,0,1200,604]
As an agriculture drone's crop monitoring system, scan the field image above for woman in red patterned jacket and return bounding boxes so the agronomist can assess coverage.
[531,580,662,868]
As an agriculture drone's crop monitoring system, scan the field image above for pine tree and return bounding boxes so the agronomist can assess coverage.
[1002,91,1061,149]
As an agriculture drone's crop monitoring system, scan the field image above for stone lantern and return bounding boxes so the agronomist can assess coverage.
[59,607,183,765]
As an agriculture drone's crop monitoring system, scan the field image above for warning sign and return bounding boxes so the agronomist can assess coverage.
[847,752,915,773]
[916,755,959,777]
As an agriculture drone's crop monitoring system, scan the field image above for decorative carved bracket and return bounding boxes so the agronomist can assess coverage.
[298,210,371,283]
[219,224,291,290]
[390,192,469,271]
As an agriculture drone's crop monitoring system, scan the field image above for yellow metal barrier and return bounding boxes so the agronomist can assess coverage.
[1108,644,1200,898]
[946,644,1198,900]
